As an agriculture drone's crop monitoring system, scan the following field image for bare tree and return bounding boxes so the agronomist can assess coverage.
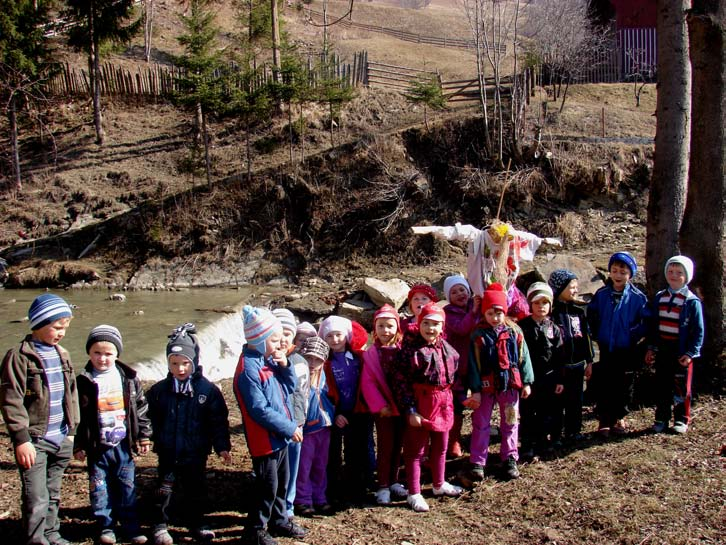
[144,0,155,62]
[645,0,691,297]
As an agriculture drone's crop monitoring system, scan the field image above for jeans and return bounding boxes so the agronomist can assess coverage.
[285,440,302,517]
[89,441,141,534]
[19,437,73,545]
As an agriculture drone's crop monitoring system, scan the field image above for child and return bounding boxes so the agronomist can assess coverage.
[319,315,370,505]
[401,283,439,333]
[74,325,152,545]
[645,256,704,434]
[518,283,564,456]
[442,274,480,458]
[234,307,306,545]
[271,308,309,520]
[293,321,317,350]
[467,283,533,480]
[361,304,408,505]
[0,294,79,545]
[548,269,594,442]
[294,336,334,516]
[588,252,650,436]
[147,323,231,545]
[394,302,462,512]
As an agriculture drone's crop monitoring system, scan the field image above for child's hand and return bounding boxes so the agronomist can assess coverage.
[335,414,348,428]
[219,451,232,464]
[15,442,36,469]
[645,350,656,365]
[585,363,593,380]
[291,428,304,442]
[73,449,86,463]
[407,413,423,428]
[678,355,692,367]
[271,350,288,367]
[555,384,564,394]
[137,441,151,455]
[463,392,481,409]
[379,406,393,417]
[521,385,532,399]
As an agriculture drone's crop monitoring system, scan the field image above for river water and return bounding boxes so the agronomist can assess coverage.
[0,288,271,382]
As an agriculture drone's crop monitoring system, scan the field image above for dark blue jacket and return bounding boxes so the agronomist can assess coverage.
[551,301,594,365]
[588,282,650,352]
[648,288,704,359]
[147,367,231,465]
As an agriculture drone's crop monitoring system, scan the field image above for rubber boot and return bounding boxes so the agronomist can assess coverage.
[447,414,464,458]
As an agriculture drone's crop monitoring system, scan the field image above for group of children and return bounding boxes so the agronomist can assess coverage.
[0,252,704,545]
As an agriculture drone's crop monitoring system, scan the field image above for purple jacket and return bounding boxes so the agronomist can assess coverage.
[444,300,480,390]
[361,343,400,416]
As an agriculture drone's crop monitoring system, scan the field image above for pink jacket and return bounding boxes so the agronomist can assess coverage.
[361,344,400,416]
[444,299,480,390]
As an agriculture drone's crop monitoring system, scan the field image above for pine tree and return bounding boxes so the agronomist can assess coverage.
[405,75,445,130]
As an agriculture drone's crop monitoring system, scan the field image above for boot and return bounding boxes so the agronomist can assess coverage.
[447,414,464,458]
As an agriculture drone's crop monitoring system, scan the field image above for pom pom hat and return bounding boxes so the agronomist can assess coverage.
[407,284,438,303]
[86,325,123,355]
[548,269,578,301]
[28,293,73,331]
[243,305,282,353]
[166,323,200,369]
[417,302,446,325]
[609,252,637,277]
[526,282,553,305]
[665,255,694,285]
[481,283,508,314]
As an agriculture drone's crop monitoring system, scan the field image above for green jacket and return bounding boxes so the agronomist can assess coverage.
[0,335,80,447]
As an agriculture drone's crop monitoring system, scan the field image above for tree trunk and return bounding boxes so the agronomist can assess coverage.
[645,0,691,296]
[680,1,725,365]
[9,96,22,192]
[89,4,105,146]
[144,0,154,63]
[271,0,281,83]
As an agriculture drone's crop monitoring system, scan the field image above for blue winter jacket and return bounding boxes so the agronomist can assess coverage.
[588,282,651,352]
[648,288,704,359]
[304,371,334,435]
[233,345,297,458]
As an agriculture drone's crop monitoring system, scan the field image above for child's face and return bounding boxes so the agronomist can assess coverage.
[484,308,506,328]
[409,293,432,317]
[168,354,193,381]
[609,263,631,291]
[279,328,295,355]
[264,330,283,357]
[375,318,398,346]
[89,341,118,373]
[448,284,470,308]
[666,263,687,291]
[530,298,551,320]
[558,279,579,302]
[324,331,347,353]
[305,354,325,371]
[32,317,71,346]
[294,331,315,350]
[419,318,443,343]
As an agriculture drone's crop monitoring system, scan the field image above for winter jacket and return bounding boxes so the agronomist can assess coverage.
[588,282,650,351]
[361,343,400,416]
[289,352,310,427]
[648,288,704,359]
[147,367,230,465]
[75,360,152,459]
[518,316,564,383]
[304,370,335,435]
[324,350,367,416]
[0,336,80,447]
[443,300,480,391]
[551,301,594,365]
[234,346,297,458]
[469,322,534,393]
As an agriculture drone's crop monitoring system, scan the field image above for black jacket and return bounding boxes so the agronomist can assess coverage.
[75,360,152,459]
[518,316,565,383]
[147,367,231,465]
[551,301,594,366]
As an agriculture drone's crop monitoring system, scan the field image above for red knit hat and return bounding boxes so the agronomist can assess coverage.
[407,283,438,303]
[417,302,446,325]
[481,283,508,314]
[374,304,400,326]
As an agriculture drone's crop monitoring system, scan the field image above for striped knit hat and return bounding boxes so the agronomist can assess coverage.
[526,282,553,305]
[243,305,282,353]
[272,308,298,334]
[86,324,123,355]
[28,294,73,331]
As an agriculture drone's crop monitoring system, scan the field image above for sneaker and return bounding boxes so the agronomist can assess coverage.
[253,529,278,545]
[130,536,148,545]
[673,421,689,434]
[192,527,215,541]
[296,503,315,517]
[504,456,520,480]
[406,493,430,512]
[99,530,116,545]
[651,421,667,433]
[432,481,463,496]
[152,528,173,545]
[471,463,485,481]
[269,520,307,539]
[390,482,409,498]
[375,487,391,505]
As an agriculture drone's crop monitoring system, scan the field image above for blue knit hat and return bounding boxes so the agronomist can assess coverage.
[609,252,637,277]
[28,294,73,331]
[243,306,282,353]
[548,269,578,301]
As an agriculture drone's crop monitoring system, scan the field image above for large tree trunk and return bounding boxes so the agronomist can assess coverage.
[645,0,691,296]
[271,0,281,83]
[680,1,726,366]
[8,95,22,192]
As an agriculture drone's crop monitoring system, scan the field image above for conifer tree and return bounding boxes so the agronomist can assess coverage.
[405,75,445,130]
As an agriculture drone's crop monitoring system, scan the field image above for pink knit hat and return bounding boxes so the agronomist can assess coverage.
[417,302,446,325]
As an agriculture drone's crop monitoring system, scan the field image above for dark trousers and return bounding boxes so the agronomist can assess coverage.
[593,348,636,428]
[250,447,290,532]
[558,362,586,439]
[19,437,72,545]
[520,371,562,448]
[655,348,694,425]
[327,413,370,504]
[89,441,141,534]
[154,457,207,532]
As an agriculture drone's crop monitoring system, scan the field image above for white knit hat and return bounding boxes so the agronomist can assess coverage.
[665,255,694,285]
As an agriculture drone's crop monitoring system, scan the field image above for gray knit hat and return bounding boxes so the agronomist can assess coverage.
[166,323,200,369]
[86,324,123,355]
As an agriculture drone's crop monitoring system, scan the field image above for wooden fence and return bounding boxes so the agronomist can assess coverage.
[304,8,506,54]
[366,61,439,91]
